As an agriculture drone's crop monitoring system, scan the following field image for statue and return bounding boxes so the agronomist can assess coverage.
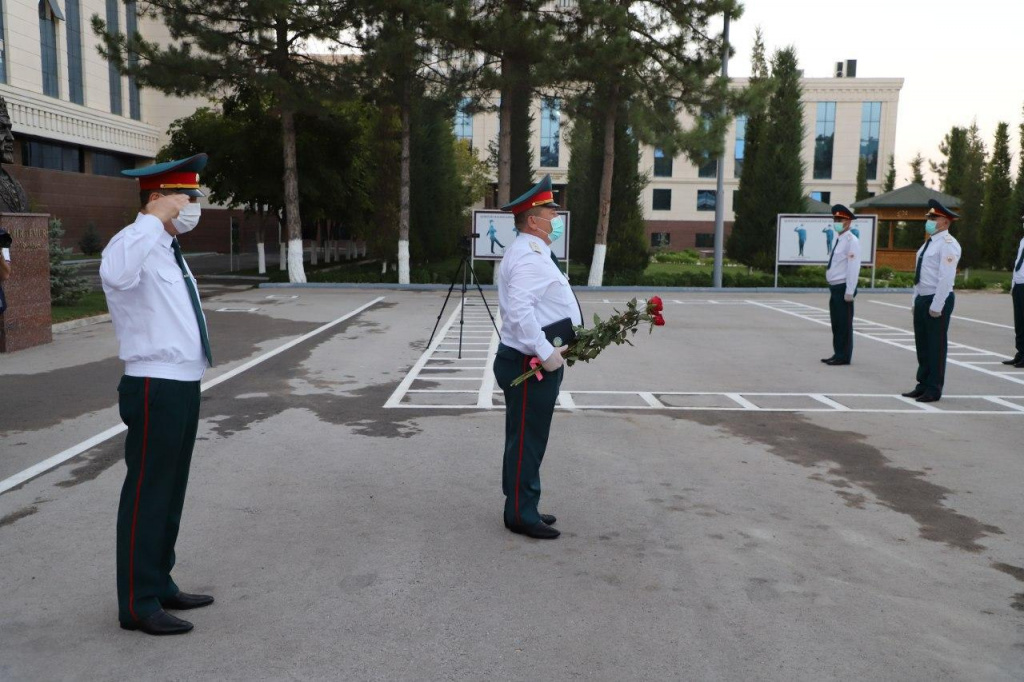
[0,96,29,213]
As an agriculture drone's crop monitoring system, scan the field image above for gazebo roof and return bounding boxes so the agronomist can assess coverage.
[805,197,832,214]
[851,183,961,210]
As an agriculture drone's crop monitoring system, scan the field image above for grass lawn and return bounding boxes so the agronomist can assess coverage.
[960,268,1012,287]
[51,291,108,323]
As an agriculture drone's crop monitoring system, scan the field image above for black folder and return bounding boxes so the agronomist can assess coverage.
[541,317,576,347]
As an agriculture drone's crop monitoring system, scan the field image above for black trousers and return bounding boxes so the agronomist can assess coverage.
[828,284,855,363]
[116,375,201,624]
[493,344,563,527]
[912,293,955,397]
[1012,283,1024,357]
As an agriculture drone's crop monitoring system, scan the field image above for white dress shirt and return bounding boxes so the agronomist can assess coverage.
[1012,235,1024,286]
[498,233,582,359]
[825,230,861,296]
[100,214,209,381]
[913,231,962,313]
[1,247,9,262]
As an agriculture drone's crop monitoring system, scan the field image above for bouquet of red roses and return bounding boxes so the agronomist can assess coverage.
[510,296,666,386]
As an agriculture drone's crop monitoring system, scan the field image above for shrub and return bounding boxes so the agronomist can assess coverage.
[78,223,104,256]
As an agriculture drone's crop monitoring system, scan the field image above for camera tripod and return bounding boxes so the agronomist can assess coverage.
[427,251,499,359]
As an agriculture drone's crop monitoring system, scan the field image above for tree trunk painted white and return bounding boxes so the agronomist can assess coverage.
[587,243,607,287]
[398,239,410,285]
[257,242,266,274]
[279,241,287,270]
[281,109,306,283]
[588,90,619,288]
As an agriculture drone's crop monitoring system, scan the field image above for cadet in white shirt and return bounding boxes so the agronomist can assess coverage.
[821,204,861,366]
[1002,212,1024,367]
[493,175,581,540]
[100,153,215,636]
[902,200,962,403]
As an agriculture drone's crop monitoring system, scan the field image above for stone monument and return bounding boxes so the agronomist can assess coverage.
[0,95,53,353]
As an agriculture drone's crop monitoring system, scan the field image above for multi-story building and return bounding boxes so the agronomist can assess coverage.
[0,0,244,251]
[457,71,903,251]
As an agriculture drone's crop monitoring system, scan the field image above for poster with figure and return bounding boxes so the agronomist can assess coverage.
[776,214,876,266]
[472,209,570,261]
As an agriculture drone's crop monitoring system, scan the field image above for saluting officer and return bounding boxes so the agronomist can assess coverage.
[902,199,961,403]
[493,175,581,540]
[1002,212,1024,368]
[821,204,861,366]
[100,153,215,635]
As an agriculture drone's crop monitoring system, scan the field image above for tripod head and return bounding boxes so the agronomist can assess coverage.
[459,233,479,254]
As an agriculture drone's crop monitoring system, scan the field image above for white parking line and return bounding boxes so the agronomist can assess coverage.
[870,299,1015,330]
[0,297,387,496]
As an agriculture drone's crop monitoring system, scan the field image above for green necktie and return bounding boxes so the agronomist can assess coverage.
[1015,245,1024,272]
[171,238,213,367]
[914,238,931,285]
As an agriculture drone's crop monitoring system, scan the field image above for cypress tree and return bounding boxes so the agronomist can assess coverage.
[957,124,987,269]
[883,154,896,193]
[981,122,1014,266]
[855,157,869,201]
[909,153,926,185]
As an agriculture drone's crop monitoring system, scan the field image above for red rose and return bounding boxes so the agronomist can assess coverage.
[653,313,665,326]
[649,296,664,313]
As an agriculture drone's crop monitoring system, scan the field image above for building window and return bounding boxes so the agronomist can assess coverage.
[0,0,7,83]
[810,191,831,203]
[860,101,881,180]
[652,188,672,211]
[697,111,717,178]
[454,98,473,146]
[22,138,83,172]
[66,0,84,104]
[126,1,141,120]
[39,0,60,98]
[813,102,836,180]
[697,189,716,211]
[653,148,672,177]
[733,115,746,178]
[92,150,134,176]
[651,232,670,248]
[695,233,715,248]
[106,0,122,115]
[540,97,560,167]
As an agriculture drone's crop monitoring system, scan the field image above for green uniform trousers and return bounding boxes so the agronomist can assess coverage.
[116,375,201,624]
[493,344,563,527]
[828,284,855,363]
[912,293,955,397]
[1012,283,1024,357]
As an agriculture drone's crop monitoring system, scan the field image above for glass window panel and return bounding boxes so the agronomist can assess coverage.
[126,1,140,119]
[733,115,746,178]
[696,190,716,211]
[540,98,560,167]
[652,188,672,211]
[66,0,84,104]
[653,148,673,177]
[454,98,473,146]
[859,101,881,180]
[39,1,59,97]
[813,102,836,180]
[106,0,122,115]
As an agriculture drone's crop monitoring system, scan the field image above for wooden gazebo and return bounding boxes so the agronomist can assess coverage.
[852,184,962,271]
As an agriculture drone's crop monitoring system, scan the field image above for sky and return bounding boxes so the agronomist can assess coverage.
[727,0,1024,185]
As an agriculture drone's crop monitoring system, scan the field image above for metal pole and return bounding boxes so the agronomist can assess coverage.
[712,13,730,289]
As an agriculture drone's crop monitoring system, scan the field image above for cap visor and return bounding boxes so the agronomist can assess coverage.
[181,189,205,198]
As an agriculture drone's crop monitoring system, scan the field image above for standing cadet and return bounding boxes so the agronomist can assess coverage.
[902,199,961,403]
[821,204,861,366]
[100,153,215,635]
[493,175,581,540]
[1002,212,1024,367]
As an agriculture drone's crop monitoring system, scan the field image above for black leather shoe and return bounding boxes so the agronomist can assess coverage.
[821,357,836,364]
[508,522,561,539]
[120,609,193,636]
[825,359,850,366]
[916,394,941,403]
[1002,357,1022,365]
[540,514,557,526]
[1015,360,1024,368]
[902,389,925,398]
[162,592,214,610]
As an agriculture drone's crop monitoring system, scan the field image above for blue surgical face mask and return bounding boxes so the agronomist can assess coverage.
[833,222,844,233]
[924,219,938,235]
[539,215,565,242]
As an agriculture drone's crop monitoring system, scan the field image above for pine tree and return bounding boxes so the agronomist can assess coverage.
[956,123,987,269]
[935,127,969,195]
[855,157,869,201]
[77,222,103,256]
[883,154,896,192]
[49,218,89,305]
[981,122,1015,266]
[94,0,354,283]
[909,153,926,185]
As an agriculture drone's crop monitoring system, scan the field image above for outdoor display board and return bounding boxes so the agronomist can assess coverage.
[775,214,877,267]
[472,209,570,261]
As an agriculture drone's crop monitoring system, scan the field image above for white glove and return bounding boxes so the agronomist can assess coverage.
[844,294,854,303]
[929,309,942,318]
[541,346,568,372]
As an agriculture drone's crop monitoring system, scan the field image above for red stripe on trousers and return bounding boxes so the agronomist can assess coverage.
[514,357,529,523]
[128,378,150,622]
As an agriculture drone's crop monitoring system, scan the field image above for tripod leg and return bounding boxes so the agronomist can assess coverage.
[458,257,469,359]
[465,260,500,337]
[427,263,463,348]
